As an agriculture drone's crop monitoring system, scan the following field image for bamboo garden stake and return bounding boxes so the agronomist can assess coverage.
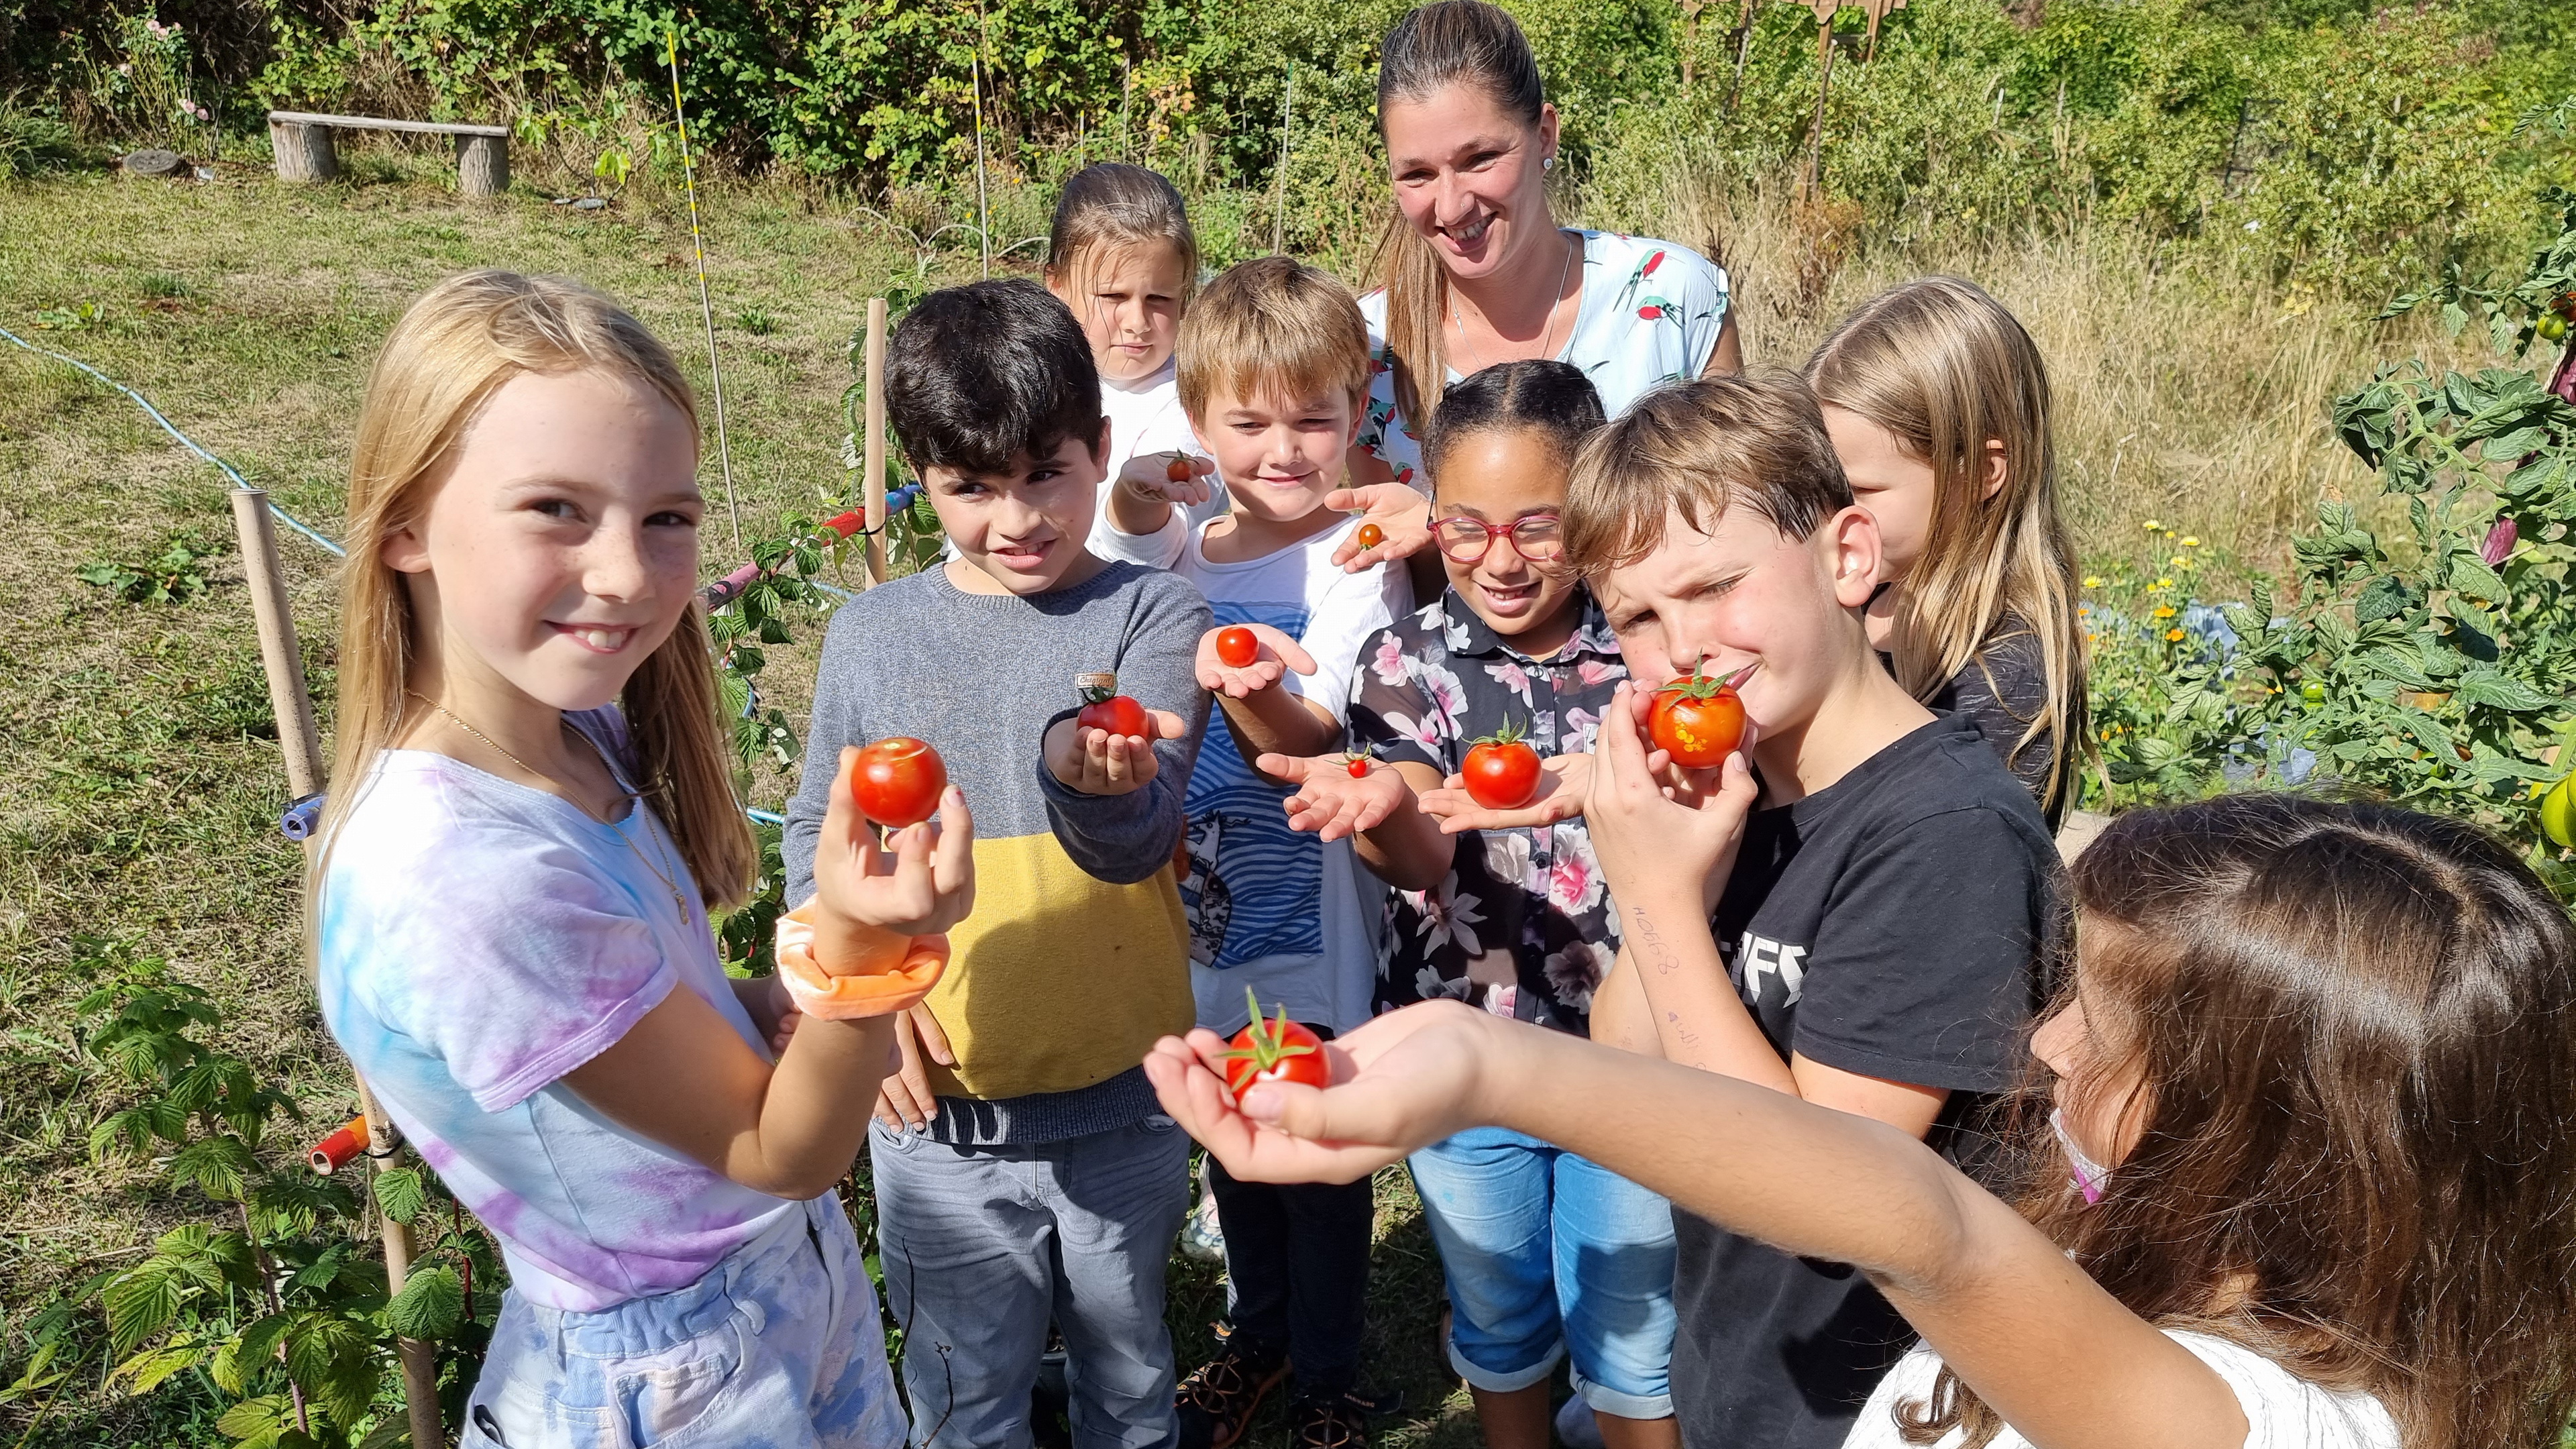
[863,298,890,588]
[227,485,443,1449]
[666,28,743,550]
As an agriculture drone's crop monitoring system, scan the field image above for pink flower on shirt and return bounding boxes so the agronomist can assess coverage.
[1577,660,1621,688]
[1417,661,1469,729]
[1547,832,1606,916]
[1486,661,1533,704]
[1373,634,1411,687]
[1563,706,1603,753]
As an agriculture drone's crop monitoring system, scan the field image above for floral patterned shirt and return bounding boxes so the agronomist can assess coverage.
[1348,587,1628,1036]
[1356,231,1732,488]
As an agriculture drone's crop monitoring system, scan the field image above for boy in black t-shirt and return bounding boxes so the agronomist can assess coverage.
[1562,376,2056,1449]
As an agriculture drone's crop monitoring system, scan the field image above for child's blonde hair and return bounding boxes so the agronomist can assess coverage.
[1805,277,2086,816]
[315,270,753,907]
[1176,256,1371,421]
[1044,163,1198,303]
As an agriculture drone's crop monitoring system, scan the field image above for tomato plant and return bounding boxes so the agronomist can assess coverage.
[1463,716,1541,809]
[1075,673,1150,737]
[852,737,947,828]
[1648,661,1749,768]
[1222,990,1328,1102]
[1215,626,1259,668]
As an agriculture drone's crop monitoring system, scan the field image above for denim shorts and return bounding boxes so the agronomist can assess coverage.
[1408,1125,1678,1419]
[461,1193,906,1449]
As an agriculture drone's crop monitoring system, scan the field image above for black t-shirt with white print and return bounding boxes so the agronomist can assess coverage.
[1669,712,2057,1449]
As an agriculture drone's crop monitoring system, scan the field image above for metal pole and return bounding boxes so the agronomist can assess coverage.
[227,486,442,1449]
[863,299,890,588]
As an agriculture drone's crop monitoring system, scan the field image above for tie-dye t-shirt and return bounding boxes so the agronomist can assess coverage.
[316,708,796,1312]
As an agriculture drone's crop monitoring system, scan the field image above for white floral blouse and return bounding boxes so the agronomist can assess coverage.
[1347,587,1627,1035]
[1356,230,1732,488]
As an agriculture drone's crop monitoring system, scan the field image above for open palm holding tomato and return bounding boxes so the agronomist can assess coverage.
[1582,682,1759,915]
[1143,1000,1507,1187]
[1325,483,1434,573]
[1418,751,1595,835]
[1044,706,1191,796]
[1115,449,1216,510]
[1256,750,1419,842]
[1196,621,1316,700]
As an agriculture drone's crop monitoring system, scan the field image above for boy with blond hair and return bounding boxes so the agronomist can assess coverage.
[1095,256,1410,1448]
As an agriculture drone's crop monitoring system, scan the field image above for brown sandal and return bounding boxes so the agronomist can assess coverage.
[1175,1327,1289,1449]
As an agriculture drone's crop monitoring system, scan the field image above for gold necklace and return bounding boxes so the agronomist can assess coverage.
[1449,227,1578,375]
[406,692,688,917]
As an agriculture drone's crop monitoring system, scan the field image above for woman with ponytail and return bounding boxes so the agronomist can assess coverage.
[1333,0,1739,582]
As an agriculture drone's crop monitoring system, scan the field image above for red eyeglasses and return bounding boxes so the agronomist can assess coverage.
[1432,513,1565,565]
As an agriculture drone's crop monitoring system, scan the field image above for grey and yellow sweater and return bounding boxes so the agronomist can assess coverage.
[784,559,1210,1146]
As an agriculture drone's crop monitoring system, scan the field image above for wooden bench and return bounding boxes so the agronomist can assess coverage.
[266,110,511,198]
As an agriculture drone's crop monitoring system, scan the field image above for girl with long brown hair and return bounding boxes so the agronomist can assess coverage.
[1144,792,2576,1449]
[310,271,973,1447]
[1331,0,1741,582]
[1805,278,2087,826]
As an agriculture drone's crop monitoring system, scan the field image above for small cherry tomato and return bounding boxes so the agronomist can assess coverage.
[1649,661,1749,769]
[1167,454,1195,484]
[1075,672,1150,737]
[2301,682,2326,705]
[852,737,947,828]
[1462,717,1542,810]
[2541,313,2571,343]
[1344,749,1372,779]
[1223,989,1329,1102]
[1216,626,1260,668]
[1356,523,1385,550]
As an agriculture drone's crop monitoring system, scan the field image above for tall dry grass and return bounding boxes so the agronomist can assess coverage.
[1580,168,2511,582]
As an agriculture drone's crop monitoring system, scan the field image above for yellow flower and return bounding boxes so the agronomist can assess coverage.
[2169,555,2188,568]
[2153,604,2178,619]
[2143,519,2163,531]
[2181,536,2201,547]
[2154,578,2176,590]
[2082,576,2104,588]
[2165,628,2186,641]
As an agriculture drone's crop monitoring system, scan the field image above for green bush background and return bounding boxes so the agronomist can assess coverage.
[5,0,2573,290]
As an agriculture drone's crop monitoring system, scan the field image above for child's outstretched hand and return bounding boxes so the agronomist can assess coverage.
[1584,683,1758,914]
[1256,751,1415,842]
[1045,708,1191,796]
[811,747,977,938]
[1197,623,1314,700]
[1418,753,1594,835]
[1142,1000,1505,1185]
[1325,484,1433,573]
[1116,451,1216,508]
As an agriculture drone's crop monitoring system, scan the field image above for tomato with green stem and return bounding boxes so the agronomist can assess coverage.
[1342,745,1377,779]
[1649,660,1751,768]
[853,737,947,828]
[1356,523,1385,550]
[1224,988,1328,1101]
[1462,716,1542,809]
[1075,672,1150,738]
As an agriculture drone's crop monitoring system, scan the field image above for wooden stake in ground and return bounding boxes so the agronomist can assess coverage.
[863,299,890,589]
[665,29,743,551]
[1272,63,1296,256]
[1801,0,1841,201]
[227,486,443,1449]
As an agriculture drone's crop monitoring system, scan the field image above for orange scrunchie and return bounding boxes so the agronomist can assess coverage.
[772,901,949,1020]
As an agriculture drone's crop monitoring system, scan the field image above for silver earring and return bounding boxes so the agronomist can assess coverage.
[1542,156,1554,172]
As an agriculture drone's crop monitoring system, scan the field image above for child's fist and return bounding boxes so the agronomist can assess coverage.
[1197,622,1314,700]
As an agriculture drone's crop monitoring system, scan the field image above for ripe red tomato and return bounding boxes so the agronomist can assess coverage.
[1216,626,1260,668]
[852,737,946,828]
[1344,749,1374,778]
[1167,454,1195,484]
[1356,523,1385,550]
[1224,991,1329,1102]
[1462,718,1541,809]
[1648,662,1748,769]
[1075,672,1150,737]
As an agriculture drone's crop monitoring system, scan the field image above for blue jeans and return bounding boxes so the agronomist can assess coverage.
[1408,1126,1678,1419]
[869,1114,1192,1449]
[462,1193,906,1449]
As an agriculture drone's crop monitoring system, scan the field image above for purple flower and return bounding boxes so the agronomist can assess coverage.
[2482,517,2517,568]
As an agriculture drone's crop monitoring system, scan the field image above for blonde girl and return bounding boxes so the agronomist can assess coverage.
[1805,277,2086,826]
[1148,792,2576,1449]
[1042,162,1226,533]
[311,271,972,1448]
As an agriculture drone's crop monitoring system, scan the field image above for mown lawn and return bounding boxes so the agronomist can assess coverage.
[0,154,1477,1447]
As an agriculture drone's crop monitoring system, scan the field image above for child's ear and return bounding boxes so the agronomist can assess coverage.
[1088,416,1112,472]
[1823,505,1885,610]
[380,521,432,576]
[1343,394,1366,448]
[1982,440,2009,501]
